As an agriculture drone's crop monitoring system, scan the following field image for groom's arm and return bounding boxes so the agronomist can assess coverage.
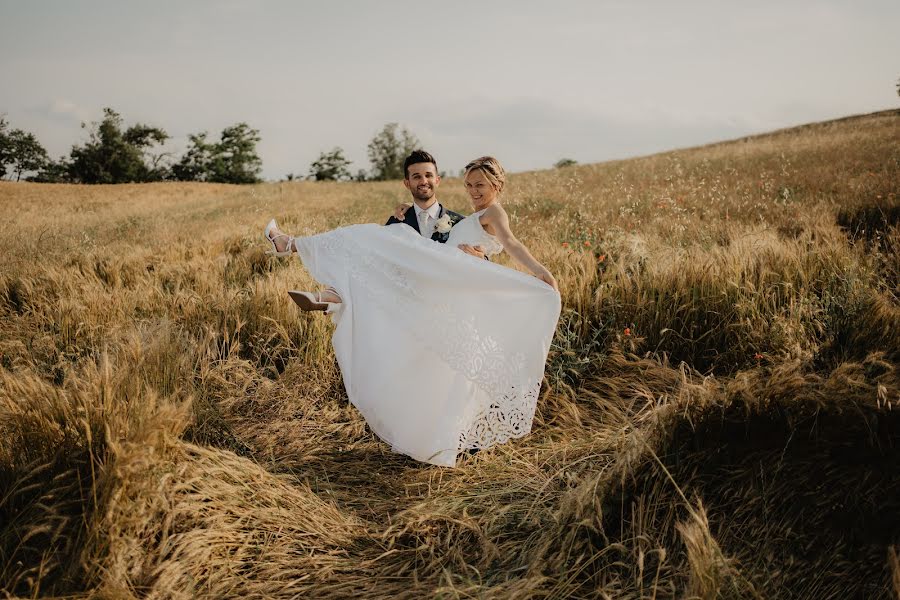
[458,244,487,260]
[445,210,489,261]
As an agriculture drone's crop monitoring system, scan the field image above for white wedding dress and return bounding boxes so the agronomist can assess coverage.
[292,209,561,466]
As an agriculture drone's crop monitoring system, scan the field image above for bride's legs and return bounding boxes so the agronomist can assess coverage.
[266,221,343,308]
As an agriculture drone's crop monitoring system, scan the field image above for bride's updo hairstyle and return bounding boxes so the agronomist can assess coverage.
[463,156,506,194]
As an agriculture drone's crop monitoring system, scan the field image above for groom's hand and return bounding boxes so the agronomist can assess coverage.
[458,244,485,259]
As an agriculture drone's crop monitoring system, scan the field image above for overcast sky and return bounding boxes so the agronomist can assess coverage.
[1,0,898,180]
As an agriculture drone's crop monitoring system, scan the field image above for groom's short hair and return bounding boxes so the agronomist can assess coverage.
[403,150,438,179]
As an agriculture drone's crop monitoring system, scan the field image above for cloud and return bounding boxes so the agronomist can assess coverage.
[31,99,93,125]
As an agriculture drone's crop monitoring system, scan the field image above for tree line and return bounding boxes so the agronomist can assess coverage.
[0,109,262,184]
[0,108,433,184]
[288,121,423,182]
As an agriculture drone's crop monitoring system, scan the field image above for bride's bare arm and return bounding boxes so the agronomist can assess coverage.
[481,204,558,291]
[393,202,413,220]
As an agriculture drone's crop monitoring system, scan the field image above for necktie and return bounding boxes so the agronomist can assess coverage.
[419,211,431,237]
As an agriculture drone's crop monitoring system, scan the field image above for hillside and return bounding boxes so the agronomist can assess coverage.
[1,110,898,599]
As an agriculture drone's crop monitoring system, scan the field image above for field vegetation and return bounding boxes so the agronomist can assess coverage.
[1,110,898,598]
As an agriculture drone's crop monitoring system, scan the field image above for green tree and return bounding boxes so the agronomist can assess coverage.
[212,123,262,184]
[366,122,420,181]
[554,158,578,168]
[0,117,12,178]
[0,118,17,178]
[309,147,352,181]
[172,123,262,184]
[0,118,51,181]
[7,130,49,181]
[171,132,214,182]
[68,108,169,183]
[29,157,71,183]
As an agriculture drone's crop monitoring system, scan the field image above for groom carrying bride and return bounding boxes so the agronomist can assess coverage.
[263,152,560,466]
[282,150,486,311]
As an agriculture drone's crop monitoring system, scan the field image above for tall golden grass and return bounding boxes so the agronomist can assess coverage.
[1,110,898,599]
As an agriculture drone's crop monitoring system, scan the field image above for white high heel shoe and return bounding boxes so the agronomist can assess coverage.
[288,287,340,312]
[264,219,294,257]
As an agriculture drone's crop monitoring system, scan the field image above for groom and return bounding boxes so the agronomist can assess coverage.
[387,150,485,259]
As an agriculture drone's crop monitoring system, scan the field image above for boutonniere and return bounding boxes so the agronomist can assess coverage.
[434,213,455,234]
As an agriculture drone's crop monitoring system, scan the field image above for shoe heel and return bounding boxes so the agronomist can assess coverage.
[288,291,329,311]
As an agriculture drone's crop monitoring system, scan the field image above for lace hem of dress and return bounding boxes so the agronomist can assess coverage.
[456,380,541,450]
[310,226,547,453]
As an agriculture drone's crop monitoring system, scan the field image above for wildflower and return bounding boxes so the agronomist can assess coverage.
[624,327,631,336]
[598,254,606,262]
[562,242,569,248]
[753,352,763,360]
[583,240,591,247]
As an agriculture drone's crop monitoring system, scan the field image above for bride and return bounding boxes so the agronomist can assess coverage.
[264,155,561,466]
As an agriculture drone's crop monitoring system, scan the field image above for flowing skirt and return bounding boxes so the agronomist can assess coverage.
[293,223,561,466]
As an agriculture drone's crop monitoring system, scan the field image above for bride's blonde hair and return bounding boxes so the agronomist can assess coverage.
[463,156,506,193]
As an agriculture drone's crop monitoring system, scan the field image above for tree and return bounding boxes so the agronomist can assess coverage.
[68,108,169,183]
[0,117,12,178]
[0,118,51,181]
[213,123,262,184]
[171,132,214,182]
[172,123,262,184]
[29,157,71,183]
[309,147,352,181]
[7,130,49,181]
[366,122,420,181]
[554,158,578,169]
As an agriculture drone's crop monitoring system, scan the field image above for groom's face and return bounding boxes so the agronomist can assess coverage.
[403,162,440,202]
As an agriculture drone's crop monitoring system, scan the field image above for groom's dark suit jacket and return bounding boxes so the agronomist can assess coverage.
[385,203,465,244]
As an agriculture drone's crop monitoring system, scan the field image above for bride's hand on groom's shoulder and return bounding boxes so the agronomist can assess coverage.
[393,203,413,220]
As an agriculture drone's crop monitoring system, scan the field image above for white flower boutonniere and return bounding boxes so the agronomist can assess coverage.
[434,213,454,234]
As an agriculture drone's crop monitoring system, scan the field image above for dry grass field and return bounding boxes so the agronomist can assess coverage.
[1,109,898,599]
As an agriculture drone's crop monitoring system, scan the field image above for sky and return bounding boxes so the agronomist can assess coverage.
[1,0,898,180]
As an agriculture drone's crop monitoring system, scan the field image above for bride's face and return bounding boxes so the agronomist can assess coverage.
[464,169,498,209]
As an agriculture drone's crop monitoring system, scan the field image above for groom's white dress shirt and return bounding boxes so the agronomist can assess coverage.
[413,202,440,238]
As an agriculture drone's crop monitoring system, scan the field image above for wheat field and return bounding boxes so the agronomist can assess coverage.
[1,110,898,599]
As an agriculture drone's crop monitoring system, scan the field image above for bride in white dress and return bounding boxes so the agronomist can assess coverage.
[265,156,561,467]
